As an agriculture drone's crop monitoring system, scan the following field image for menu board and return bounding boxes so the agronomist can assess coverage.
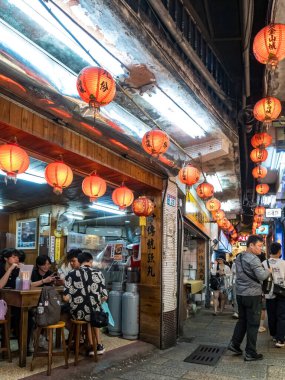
[67,232,104,251]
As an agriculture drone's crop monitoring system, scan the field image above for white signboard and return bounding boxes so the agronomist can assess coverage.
[266,208,282,218]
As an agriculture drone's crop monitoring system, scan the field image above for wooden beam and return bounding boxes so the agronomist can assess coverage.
[0,96,163,191]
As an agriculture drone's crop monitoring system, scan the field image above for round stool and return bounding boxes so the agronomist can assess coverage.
[0,319,12,362]
[68,320,97,365]
[31,321,68,376]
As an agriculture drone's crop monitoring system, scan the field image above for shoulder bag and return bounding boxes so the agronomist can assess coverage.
[79,268,109,328]
[239,255,272,294]
[266,260,285,297]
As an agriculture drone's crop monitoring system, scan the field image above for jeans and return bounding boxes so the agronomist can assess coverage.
[232,285,238,314]
[231,295,262,356]
[266,297,285,341]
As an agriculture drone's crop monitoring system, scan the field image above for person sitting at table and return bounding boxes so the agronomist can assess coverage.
[57,248,82,280]
[0,248,21,289]
[31,255,56,287]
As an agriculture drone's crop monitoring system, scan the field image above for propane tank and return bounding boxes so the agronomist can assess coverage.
[108,282,123,336]
[122,283,139,340]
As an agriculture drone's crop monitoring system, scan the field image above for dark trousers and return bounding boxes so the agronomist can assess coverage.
[231,295,262,356]
[266,297,285,341]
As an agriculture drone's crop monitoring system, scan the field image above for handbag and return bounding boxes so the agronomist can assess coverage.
[79,268,109,328]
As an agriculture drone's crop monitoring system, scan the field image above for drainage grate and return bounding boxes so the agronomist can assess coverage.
[184,344,225,366]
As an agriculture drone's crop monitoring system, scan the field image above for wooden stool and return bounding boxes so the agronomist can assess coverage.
[31,321,68,376]
[0,319,12,362]
[68,320,97,366]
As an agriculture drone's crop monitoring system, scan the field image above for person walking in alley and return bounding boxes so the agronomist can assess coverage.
[262,242,285,348]
[228,235,272,361]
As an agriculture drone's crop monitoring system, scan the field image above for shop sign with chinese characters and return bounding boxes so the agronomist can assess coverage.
[266,208,282,218]
[185,191,210,236]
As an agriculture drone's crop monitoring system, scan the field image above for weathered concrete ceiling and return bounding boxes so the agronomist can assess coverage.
[0,0,241,212]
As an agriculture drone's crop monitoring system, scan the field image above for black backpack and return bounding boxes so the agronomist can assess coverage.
[36,286,61,327]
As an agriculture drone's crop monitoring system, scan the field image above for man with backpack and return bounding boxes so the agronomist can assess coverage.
[228,235,272,361]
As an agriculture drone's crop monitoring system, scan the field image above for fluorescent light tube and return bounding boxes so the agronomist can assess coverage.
[0,171,46,184]
[89,204,126,215]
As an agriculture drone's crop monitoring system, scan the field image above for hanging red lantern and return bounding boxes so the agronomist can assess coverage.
[132,196,154,234]
[178,165,200,186]
[76,67,116,112]
[256,183,269,195]
[221,219,231,230]
[253,221,262,229]
[45,160,73,194]
[254,214,263,223]
[250,148,268,163]
[253,23,285,69]
[82,172,107,202]
[142,130,170,156]
[196,181,214,200]
[251,132,272,148]
[253,97,281,125]
[206,198,221,212]
[0,141,30,183]
[112,185,134,209]
[231,232,238,239]
[217,218,227,227]
[252,165,267,179]
[212,210,225,221]
[228,225,235,233]
[255,206,266,216]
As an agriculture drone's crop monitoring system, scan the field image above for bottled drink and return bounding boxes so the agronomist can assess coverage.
[15,276,22,290]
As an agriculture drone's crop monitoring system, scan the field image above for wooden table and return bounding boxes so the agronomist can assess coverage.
[0,287,63,367]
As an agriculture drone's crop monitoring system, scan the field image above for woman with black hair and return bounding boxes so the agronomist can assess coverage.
[31,255,56,287]
[0,248,21,289]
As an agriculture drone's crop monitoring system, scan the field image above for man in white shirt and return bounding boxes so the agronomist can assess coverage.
[262,242,285,348]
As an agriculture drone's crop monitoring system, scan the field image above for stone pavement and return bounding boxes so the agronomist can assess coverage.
[22,307,285,380]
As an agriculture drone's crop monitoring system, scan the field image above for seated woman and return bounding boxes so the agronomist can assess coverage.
[0,248,21,289]
[31,255,56,287]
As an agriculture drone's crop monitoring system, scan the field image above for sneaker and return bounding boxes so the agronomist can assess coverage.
[228,342,242,355]
[244,353,263,361]
[88,350,95,357]
[232,313,239,319]
[272,337,277,342]
[97,344,105,355]
[258,326,266,333]
[275,341,285,348]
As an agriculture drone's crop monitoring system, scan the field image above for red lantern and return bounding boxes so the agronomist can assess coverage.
[255,206,266,216]
[256,183,269,195]
[142,130,170,156]
[253,24,285,69]
[221,219,231,230]
[196,181,214,200]
[178,165,200,186]
[206,198,221,212]
[253,221,261,229]
[254,214,263,223]
[252,165,267,179]
[251,132,272,148]
[228,225,235,233]
[253,97,281,124]
[76,67,116,112]
[212,210,225,221]
[231,232,238,239]
[250,148,268,163]
[112,185,134,209]
[82,173,107,202]
[45,161,73,194]
[0,141,29,182]
[132,196,154,233]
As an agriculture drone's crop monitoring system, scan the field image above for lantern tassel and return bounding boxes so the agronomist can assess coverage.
[186,187,191,202]
[139,216,146,236]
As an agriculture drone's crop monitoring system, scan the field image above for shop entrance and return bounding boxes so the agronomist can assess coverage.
[177,218,209,335]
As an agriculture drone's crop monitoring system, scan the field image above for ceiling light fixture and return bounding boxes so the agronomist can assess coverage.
[0,170,46,184]
[89,203,126,215]
[206,174,223,193]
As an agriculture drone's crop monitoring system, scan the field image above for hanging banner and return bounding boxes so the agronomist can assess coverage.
[185,190,210,236]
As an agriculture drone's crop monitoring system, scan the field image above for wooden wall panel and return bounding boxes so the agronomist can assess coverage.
[0,215,9,232]
[140,191,162,347]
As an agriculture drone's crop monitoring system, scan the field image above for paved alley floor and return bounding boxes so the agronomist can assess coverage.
[19,307,285,380]
[85,307,285,380]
